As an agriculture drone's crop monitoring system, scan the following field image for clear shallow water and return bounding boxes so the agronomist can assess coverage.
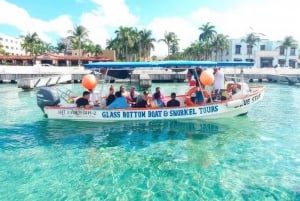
[0,83,299,201]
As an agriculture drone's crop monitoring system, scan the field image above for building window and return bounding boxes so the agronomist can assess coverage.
[235,45,241,54]
[247,45,253,55]
[289,60,296,68]
[290,48,296,56]
[279,47,284,55]
[234,58,242,61]
[260,45,266,50]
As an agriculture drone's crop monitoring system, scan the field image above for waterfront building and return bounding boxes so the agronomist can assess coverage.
[0,53,114,66]
[224,39,299,68]
[0,33,25,55]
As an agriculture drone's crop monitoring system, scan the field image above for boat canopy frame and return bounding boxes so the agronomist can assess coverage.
[84,60,254,70]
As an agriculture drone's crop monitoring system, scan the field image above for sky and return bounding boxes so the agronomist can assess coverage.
[0,0,299,56]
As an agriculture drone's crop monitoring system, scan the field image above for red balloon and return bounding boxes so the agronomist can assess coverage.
[200,71,214,86]
[82,74,97,90]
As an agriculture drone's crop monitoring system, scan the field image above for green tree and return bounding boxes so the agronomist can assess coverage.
[83,43,102,57]
[0,42,7,55]
[107,27,156,61]
[55,37,72,55]
[20,32,41,56]
[138,29,156,61]
[198,22,217,60]
[280,36,298,67]
[241,32,261,60]
[198,22,217,42]
[158,31,179,57]
[212,34,229,61]
[68,24,89,66]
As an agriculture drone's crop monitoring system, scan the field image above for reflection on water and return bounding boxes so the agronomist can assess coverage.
[0,116,262,152]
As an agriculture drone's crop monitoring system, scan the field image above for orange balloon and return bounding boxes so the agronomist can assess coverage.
[200,71,214,86]
[82,74,97,90]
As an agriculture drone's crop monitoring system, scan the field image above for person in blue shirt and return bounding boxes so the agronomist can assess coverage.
[108,91,129,109]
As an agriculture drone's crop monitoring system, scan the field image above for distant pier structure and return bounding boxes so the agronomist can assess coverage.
[224,67,300,85]
[1,65,300,87]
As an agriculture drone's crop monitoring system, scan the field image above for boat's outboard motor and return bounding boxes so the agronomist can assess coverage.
[37,87,60,113]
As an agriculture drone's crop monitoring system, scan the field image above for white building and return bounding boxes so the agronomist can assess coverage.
[0,33,25,55]
[225,39,298,68]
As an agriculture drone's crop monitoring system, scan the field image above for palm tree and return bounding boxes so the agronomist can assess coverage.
[241,32,261,60]
[68,24,89,66]
[183,41,206,60]
[280,36,298,67]
[212,34,229,61]
[114,26,139,61]
[198,22,217,42]
[139,29,156,61]
[83,43,103,57]
[94,44,102,57]
[198,22,217,60]
[20,32,41,56]
[55,37,72,55]
[158,32,179,57]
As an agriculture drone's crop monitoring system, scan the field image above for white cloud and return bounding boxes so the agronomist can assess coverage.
[189,0,299,41]
[0,0,73,42]
[148,17,199,56]
[81,0,139,48]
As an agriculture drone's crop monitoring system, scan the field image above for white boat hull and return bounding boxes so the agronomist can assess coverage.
[43,86,264,122]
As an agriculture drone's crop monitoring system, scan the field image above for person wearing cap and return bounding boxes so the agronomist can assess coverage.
[167,92,180,107]
[76,91,92,109]
[135,90,151,107]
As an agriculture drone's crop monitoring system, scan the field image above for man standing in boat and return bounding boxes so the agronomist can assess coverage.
[212,67,225,100]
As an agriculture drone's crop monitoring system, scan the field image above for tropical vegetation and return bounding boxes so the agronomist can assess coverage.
[0,42,7,55]
[13,22,299,65]
[279,36,298,66]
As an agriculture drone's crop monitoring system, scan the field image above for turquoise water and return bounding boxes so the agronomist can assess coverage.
[0,83,299,201]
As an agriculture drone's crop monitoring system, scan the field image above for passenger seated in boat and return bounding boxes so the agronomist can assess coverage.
[231,83,240,95]
[76,91,92,109]
[127,86,139,107]
[108,91,129,109]
[136,90,151,108]
[88,88,100,106]
[119,85,129,97]
[195,90,205,104]
[225,83,240,99]
[167,92,180,107]
[152,87,165,107]
[106,85,116,106]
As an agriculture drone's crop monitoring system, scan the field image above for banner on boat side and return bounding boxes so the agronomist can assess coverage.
[53,105,219,120]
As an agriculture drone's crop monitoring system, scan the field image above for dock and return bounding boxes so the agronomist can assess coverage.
[17,75,72,90]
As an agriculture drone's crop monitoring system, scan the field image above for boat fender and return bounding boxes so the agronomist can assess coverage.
[185,87,209,106]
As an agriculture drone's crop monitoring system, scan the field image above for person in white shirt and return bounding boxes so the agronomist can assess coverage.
[88,88,100,106]
[212,67,225,100]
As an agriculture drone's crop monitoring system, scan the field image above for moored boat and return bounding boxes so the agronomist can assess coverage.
[36,61,265,122]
